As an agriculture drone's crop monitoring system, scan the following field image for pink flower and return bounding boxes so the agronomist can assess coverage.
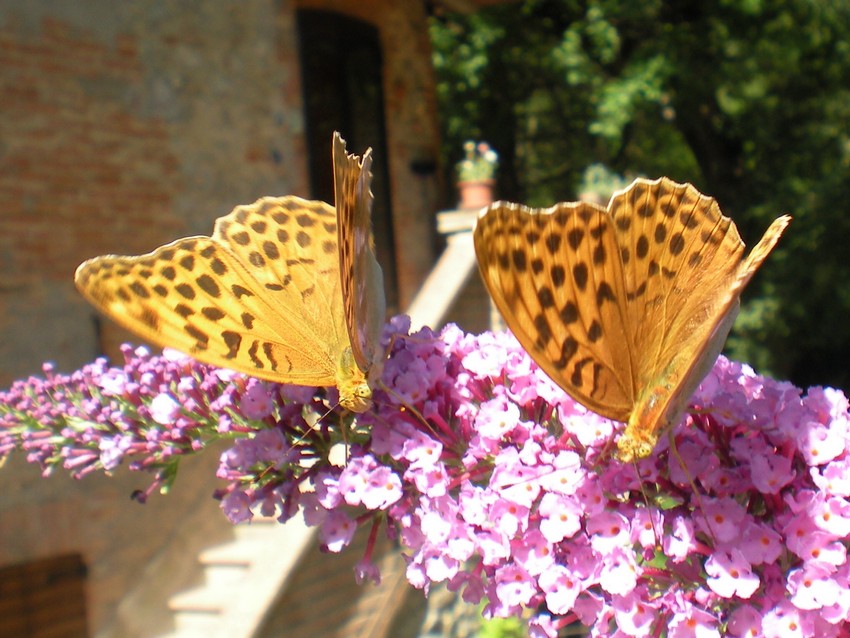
[788,562,839,610]
[668,602,720,638]
[699,496,749,542]
[320,511,356,552]
[705,549,760,599]
[538,492,582,542]
[338,455,402,510]
[727,604,762,638]
[599,547,638,595]
[512,529,555,576]
[587,511,630,554]
[664,515,698,562]
[761,600,810,638]
[149,392,180,424]
[494,563,536,610]
[239,380,275,419]
[612,589,657,635]
[538,565,582,614]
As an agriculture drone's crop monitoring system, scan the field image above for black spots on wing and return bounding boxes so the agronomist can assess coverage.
[592,243,606,266]
[232,284,253,299]
[196,274,221,298]
[140,306,159,330]
[129,281,150,299]
[232,231,251,246]
[553,337,579,370]
[636,235,649,260]
[573,263,588,291]
[660,201,677,218]
[596,282,616,307]
[175,303,194,318]
[222,331,242,359]
[180,255,195,271]
[161,266,176,281]
[241,312,255,329]
[551,265,566,288]
[512,249,527,272]
[538,286,555,309]
[263,343,278,371]
[186,324,210,349]
[534,314,551,347]
[296,231,311,248]
[669,232,686,256]
[587,320,602,343]
[296,214,315,229]
[249,251,265,268]
[615,215,631,232]
[176,283,195,299]
[688,252,702,267]
[531,258,544,274]
[567,228,584,250]
[262,240,280,261]
[560,301,578,325]
[248,341,262,368]
[679,211,699,230]
[202,307,225,321]
[209,258,227,276]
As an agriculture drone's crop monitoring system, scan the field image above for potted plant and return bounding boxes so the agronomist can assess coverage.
[456,140,499,209]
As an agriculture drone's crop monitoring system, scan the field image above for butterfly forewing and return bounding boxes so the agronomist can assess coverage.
[75,196,348,386]
[474,202,637,421]
[333,133,386,378]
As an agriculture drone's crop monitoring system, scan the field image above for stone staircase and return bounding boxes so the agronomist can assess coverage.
[163,516,313,638]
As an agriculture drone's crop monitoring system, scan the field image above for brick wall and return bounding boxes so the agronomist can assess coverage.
[0,1,311,387]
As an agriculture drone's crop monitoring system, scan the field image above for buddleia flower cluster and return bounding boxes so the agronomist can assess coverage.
[2,316,850,637]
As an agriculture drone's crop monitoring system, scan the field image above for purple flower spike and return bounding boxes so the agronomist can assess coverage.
[3,319,850,636]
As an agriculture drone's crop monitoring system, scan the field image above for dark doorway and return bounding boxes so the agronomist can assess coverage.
[297,10,398,312]
[0,554,89,637]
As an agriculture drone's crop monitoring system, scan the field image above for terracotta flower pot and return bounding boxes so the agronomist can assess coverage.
[457,179,495,210]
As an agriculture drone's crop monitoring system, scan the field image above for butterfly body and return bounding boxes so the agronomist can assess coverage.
[474,177,790,461]
[76,134,385,414]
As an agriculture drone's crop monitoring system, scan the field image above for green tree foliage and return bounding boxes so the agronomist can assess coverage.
[431,0,850,389]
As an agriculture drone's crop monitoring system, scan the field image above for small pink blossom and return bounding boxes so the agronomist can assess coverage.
[706,549,760,599]
[149,392,180,424]
[538,564,582,614]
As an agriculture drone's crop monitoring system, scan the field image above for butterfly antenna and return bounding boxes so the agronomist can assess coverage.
[376,379,438,436]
